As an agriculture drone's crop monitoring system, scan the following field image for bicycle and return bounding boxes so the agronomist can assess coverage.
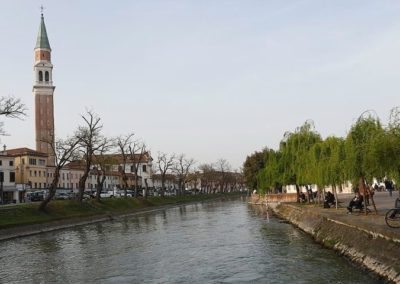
[385,197,400,228]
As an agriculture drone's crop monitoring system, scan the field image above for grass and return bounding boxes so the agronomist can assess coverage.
[0,192,244,230]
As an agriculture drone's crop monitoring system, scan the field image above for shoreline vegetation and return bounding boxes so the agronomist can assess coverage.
[0,192,245,233]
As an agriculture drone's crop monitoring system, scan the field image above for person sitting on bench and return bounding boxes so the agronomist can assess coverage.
[324,191,335,208]
[299,191,306,203]
[347,192,363,214]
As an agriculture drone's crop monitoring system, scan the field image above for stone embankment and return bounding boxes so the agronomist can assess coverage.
[271,203,400,283]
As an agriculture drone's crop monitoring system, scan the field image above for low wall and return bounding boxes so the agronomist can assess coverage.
[250,193,297,204]
[272,204,400,283]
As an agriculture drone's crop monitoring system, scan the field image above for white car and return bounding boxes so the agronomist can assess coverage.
[100,190,115,198]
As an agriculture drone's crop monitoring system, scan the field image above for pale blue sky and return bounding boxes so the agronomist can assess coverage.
[1,1,400,169]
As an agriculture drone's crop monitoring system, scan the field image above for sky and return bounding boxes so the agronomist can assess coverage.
[1,1,400,169]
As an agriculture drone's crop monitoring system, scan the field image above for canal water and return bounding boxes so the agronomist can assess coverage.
[0,198,380,283]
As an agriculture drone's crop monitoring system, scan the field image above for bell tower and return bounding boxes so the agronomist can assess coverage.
[33,10,55,166]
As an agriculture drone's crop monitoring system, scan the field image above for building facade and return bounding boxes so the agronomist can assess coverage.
[0,149,18,203]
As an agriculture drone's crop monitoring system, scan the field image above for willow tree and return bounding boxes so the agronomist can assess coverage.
[384,107,400,185]
[306,141,323,202]
[280,121,321,202]
[257,149,283,194]
[345,112,385,214]
[312,137,346,208]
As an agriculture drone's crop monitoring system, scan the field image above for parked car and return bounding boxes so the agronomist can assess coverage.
[55,193,69,200]
[100,190,115,198]
[27,191,45,202]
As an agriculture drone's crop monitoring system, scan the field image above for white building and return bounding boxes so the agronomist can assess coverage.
[0,150,19,203]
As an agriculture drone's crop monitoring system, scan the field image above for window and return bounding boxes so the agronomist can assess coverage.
[34,171,37,177]
[142,165,147,172]
[38,171,41,177]
[9,172,15,182]
[34,182,37,188]
[39,183,41,188]
[45,71,49,82]
[62,173,65,180]
[29,158,37,165]
[39,159,46,166]
[22,158,25,165]
[130,165,134,172]
[0,160,2,166]
[39,71,43,82]
[30,170,32,177]
[9,160,13,167]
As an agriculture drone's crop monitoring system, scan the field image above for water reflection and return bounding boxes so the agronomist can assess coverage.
[0,199,380,284]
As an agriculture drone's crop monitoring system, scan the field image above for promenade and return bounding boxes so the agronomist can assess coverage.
[271,191,400,282]
[319,191,400,241]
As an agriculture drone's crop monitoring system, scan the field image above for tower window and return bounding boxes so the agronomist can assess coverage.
[39,71,43,82]
[45,71,49,82]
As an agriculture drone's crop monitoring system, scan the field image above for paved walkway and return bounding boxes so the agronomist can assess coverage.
[312,191,400,240]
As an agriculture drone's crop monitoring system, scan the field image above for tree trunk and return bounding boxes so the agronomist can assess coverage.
[96,174,106,202]
[39,168,60,211]
[78,171,89,204]
[295,184,300,203]
[144,179,148,199]
[333,184,338,210]
[134,175,139,198]
[161,178,165,197]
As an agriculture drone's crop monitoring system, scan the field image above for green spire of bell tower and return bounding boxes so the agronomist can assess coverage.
[35,12,51,50]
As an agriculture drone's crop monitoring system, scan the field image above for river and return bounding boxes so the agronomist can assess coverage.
[0,198,380,283]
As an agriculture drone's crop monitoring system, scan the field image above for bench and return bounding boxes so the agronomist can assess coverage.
[351,203,371,213]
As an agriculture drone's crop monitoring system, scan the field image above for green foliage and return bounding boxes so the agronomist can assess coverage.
[345,113,385,184]
[243,150,267,190]
[383,107,400,183]
[257,149,283,194]
[245,109,400,194]
[279,121,321,186]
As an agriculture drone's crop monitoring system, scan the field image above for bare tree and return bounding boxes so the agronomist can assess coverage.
[75,110,104,203]
[0,97,26,118]
[128,139,147,197]
[173,154,195,195]
[215,159,231,193]
[187,170,201,194]
[0,96,26,135]
[93,138,114,201]
[39,137,80,211]
[199,163,216,194]
[156,152,175,197]
[116,133,134,197]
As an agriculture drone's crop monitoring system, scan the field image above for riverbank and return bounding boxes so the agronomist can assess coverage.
[270,201,400,283]
[0,192,244,241]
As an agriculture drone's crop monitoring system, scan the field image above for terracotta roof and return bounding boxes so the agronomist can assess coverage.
[7,147,48,157]
[89,169,139,178]
[64,160,86,170]
[100,153,152,164]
